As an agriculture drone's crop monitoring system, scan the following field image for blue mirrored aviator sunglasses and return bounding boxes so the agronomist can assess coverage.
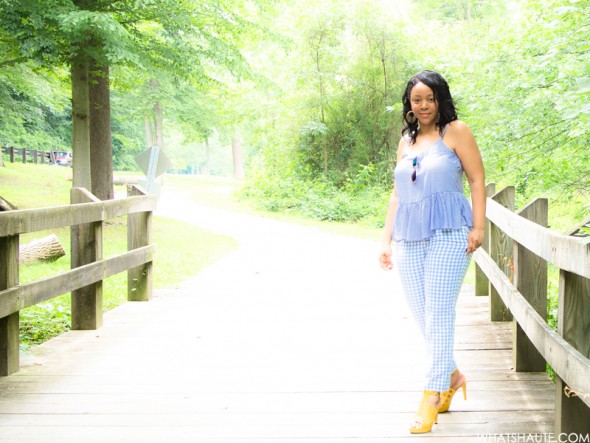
[411,157,418,183]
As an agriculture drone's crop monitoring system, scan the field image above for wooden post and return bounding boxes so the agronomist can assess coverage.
[127,185,153,301]
[513,198,548,371]
[9,147,15,163]
[555,217,590,435]
[0,235,19,375]
[489,186,514,321]
[475,183,496,296]
[33,150,38,164]
[21,148,26,164]
[70,188,103,329]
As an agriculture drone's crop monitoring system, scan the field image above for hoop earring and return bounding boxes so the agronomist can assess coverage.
[406,111,417,124]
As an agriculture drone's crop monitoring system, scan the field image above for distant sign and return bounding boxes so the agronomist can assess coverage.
[134,146,172,194]
[135,146,172,178]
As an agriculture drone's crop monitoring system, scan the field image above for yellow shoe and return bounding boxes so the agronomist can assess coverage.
[409,391,439,434]
[439,370,467,413]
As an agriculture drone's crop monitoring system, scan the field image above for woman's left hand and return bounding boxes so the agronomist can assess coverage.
[466,227,484,254]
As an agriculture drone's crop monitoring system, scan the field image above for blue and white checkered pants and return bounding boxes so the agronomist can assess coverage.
[395,227,471,392]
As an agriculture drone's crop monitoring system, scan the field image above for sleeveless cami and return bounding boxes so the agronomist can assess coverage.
[393,126,473,241]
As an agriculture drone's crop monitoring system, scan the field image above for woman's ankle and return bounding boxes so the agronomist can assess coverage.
[427,392,440,408]
[450,370,465,389]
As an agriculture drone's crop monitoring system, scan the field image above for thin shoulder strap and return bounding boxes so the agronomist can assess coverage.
[440,123,450,137]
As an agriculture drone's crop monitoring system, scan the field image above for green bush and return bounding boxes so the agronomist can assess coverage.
[241,163,390,227]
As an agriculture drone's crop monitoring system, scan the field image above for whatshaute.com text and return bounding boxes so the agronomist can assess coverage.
[478,434,590,443]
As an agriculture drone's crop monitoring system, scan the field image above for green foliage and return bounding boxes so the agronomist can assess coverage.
[407,0,589,215]
[234,1,411,226]
[411,0,507,21]
[242,161,389,226]
[1,0,589,227]
[0,0,271,172]
[19,299,71,349]
[0,63,71,151]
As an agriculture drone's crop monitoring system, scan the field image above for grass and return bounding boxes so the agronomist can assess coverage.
[0,161,238,348]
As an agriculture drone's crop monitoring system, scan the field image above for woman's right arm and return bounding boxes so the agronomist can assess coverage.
[379,138,405,271]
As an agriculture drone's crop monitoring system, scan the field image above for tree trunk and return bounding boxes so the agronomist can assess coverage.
[150,78,164,150]
[232,127,244,179]
[204,138,211,175]
[113,175,142,185]
[89,62,114,200]
[19,234,66,264]
[144,115,154,147]
[153,102,164,149]
[71,57,91,191]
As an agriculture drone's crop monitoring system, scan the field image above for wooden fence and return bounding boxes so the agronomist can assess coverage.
[474,184,590,436]
[1,147,63,165]
[0,185,157,376]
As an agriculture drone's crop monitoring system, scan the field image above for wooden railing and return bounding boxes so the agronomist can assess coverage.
[474,184,590,436]
[0,185,157,376]
[1,147,54,165]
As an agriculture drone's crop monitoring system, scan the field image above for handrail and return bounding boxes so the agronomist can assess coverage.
[486,198,590,278]
[475,185,590,435]
[474,248,590,408]
[0,245,155,318]
[0,195,157,236]
[0,186,155,376]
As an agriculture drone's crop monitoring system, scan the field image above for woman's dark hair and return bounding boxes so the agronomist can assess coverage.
[401,70,458,144]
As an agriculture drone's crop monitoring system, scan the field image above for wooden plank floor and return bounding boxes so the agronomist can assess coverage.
[0,194,555,442]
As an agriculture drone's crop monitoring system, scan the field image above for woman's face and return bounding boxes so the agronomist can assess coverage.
[410,81,439,126]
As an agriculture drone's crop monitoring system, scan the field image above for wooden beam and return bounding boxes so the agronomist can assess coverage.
[489,186,514,321]
[127,185,153,302]
[513,198,548,372]
[71,188,103,330]
[554,220,590,435]
[475,183,496,296]
[0,246,155,318]
[486,198,590,279]
[0,235,19,375]
[474,248,590,410]
[0,193,157,237]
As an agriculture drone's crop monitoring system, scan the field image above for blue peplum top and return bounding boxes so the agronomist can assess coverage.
[393,134,473,242]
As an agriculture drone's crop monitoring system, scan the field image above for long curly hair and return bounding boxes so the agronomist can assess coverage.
[401,70,458,144]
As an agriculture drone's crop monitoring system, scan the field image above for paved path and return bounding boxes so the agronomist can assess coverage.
[0,188,554,442]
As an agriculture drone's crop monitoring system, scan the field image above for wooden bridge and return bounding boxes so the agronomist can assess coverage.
[0,183,588,442]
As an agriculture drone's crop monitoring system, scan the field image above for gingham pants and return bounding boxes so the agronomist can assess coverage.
[395,227,471,392]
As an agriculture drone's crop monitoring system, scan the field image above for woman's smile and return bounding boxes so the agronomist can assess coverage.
[410,81,439,126]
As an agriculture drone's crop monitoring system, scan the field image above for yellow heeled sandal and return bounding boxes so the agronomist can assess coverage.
[439,371,467,413]
[409,390,439,434]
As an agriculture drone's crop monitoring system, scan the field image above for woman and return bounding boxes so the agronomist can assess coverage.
[379,70,486,434]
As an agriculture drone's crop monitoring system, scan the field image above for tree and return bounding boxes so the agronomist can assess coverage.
[0,0,263,195]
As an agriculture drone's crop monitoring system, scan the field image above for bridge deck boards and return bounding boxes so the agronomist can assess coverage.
[0,214,555,442]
